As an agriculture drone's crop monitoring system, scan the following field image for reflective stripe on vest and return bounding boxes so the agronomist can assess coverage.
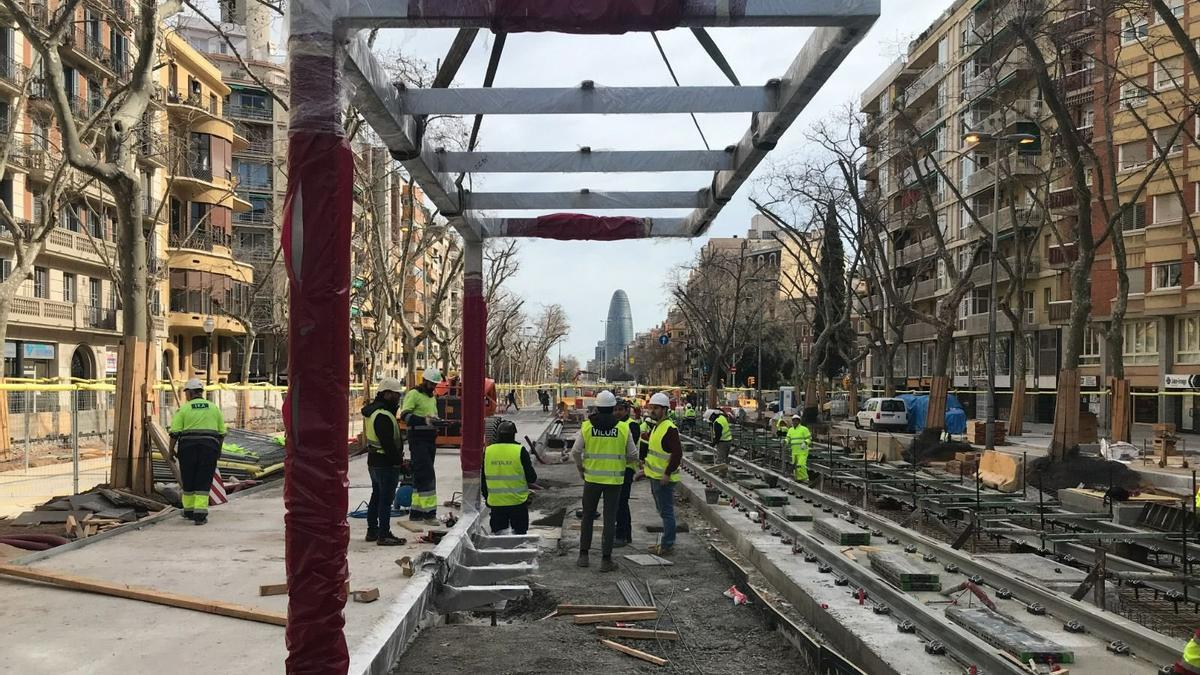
[581,420,628,485]
[715,415,732,441]
[485,442,528,507]
[364,408,401,452]
[620,420,639,470]
[787,424,811,481]
[411,490,438,512]
[644,419,679,482]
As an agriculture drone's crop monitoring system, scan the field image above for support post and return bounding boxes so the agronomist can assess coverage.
[462,237,486,514]
[282,5,353,670]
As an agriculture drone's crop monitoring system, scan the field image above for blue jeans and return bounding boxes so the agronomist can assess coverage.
[367,466,402,534]
[649,480,677,548]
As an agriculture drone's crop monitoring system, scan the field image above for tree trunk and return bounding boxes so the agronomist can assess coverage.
[0,302,10,457]
[237,330,255,428]
[847,369,859,418]
[1051,369,1081,454]
[1110,377,1131,443]
[706,369,720,408]
[111,188,152,495]
[1008,330,1027,436]
[802,376,818,425]
[1051,249,1095,458]
[919,333,953,448]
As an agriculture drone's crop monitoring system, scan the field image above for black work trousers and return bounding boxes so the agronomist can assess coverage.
[579,481,621,560]
[178,440,220,513]
[489,503,530,535]
[409,433,438,519]
[614,467,635,543]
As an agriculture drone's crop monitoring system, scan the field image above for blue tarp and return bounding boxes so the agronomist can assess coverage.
[897,393,967,435]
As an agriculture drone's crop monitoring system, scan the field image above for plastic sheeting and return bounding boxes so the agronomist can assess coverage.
[897,393,967,435]
[493,0,684,33]
[282,130,355,673]
[500,213,649,240]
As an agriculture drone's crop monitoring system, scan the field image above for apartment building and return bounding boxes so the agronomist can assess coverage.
[0,1,161,422]
[176,11,287,381]
[859,0,1077,423]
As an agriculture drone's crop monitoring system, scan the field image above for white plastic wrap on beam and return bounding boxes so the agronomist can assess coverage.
[398,86,779,115]
[465,190,709,210]
[334,0,880,30]
[680,25,873,236]
[428,150,733,174]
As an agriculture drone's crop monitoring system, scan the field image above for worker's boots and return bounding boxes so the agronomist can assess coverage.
[576,552,590,568]
[181,510,193,521]
[599,558,617,573]
[193,514,208,526]
[365,528,379,543]
[377,533,405,546]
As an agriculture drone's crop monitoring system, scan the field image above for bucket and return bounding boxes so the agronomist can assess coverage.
[705,488,720,504]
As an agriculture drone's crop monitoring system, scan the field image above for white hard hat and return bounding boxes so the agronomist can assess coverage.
[378,377,403,394]
[184,377,204,391]
[791,413,802,420]
[649,392,671,407]
[595,390,617,408]
[422,368,443,384]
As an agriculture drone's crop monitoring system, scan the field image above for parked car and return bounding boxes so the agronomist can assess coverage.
[855,397,908,430]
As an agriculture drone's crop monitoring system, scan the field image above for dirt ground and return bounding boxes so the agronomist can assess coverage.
[394,459,812,674]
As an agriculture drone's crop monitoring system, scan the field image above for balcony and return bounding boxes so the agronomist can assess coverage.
[0,55,29,94]
[236,140,273,160]
[225,103,272,122]
[900,277,939,301]
[1056,68,1094,106]
[166,90,221,119]
[1048,300,1072,323]
[1047,242,1078,268]
[900,63,944,106]
[895,239,937,266]
[1047,188,1079,213]
[69,31,112,72]
[969,99,1042,134]
[142,197,163,221]
[234,210,272,226]
[83,305,117,330]
[964,47,1028,100]
[975,205,1044,232]
[909,104,945,133]
[964,1,1028,49]
[105,0,133,23]
[169,229,234,252]
[903,322,938,341]
[963,155,1041,195]
[136,129,167,165]
[1052,7,1097,41]
[970,256,1040,285]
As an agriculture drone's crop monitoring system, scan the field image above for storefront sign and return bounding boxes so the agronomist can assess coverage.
[22,343,55,360]
[1079,376,1098,387]
[106,350,118,375]
[3,341,14,359]
[1165,374,1200,390]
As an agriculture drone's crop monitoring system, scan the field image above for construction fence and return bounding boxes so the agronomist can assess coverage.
[0,380,367,513]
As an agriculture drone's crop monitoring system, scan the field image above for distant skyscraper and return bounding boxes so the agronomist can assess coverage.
[605,290,635,364]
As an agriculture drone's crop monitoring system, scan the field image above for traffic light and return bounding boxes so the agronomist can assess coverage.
[747,376,756,387]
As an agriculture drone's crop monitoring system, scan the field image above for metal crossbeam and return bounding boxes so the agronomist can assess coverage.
[482,216,688,238]
[398,85,779,115]
[336,1,881,30]
[465,190,708,210]
[429,150,732,173]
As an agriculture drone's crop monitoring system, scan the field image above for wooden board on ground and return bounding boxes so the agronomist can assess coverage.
[0,563,287,626]
[599,639,668,666]
[623,554,673,567]
[645,523,689,533]
[572,610,658,624]
[596,626,679,641]
[396,520,427,534]
[557,604,655,615]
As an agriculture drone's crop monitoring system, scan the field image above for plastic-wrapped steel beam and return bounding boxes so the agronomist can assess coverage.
[465,189,708,210]
[429,149,733,173]
[337,0,881,31]
[398,85,779,115]
[480,214,691,239]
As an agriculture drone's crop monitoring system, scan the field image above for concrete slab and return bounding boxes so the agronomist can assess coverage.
[975,554,1088,585]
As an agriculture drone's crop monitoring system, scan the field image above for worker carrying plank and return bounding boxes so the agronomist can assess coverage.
[786,414,812,482]
[643,392,683,557]
[169,378,226,526]
[401,368,443,521]
[573,390,639,572]
[361,377,406,546]
[482,419,537,535]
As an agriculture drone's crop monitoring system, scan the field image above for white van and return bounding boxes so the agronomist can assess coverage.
[855,398,907,431]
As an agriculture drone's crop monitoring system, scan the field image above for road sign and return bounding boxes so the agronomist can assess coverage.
[658,334,670,346]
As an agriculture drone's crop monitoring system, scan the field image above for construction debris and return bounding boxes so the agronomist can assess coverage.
[352,588,380,603]
[556,604,655,616]
[622,554,673,567]
[595,626,679,641]
[599,639,669,666]
[571,610,658,625]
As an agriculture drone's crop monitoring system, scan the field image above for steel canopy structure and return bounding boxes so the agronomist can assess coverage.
[282,2,878,671]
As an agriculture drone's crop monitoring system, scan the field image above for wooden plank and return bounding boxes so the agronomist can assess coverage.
[0,564,287,626]
[595,626,680,641]
[556,604,655,615]
[352,587,380,603]
[110,339,135,489]
[259,583,289,597]
[572,610,657,625]
[148,421,184,488]
[599,639,668,666]
[129,345,149,495]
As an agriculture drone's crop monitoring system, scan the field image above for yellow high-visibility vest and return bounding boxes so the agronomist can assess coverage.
[787,424,811,481]
[364,408,400,453]
[644,419,679,482]
[581,420,628,485]
[714,415,732,442]
[484,442,528,507]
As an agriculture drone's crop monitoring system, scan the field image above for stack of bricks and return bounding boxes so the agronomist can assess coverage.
[945,451,980,477]
[965,420,1006,445]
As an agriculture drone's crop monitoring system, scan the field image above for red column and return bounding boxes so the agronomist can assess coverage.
[281,28,352,672]
[461,238,486,511]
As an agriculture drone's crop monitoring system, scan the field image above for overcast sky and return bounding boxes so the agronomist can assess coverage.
[378,2,950,366]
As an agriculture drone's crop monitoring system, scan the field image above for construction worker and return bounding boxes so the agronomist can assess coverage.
[361,377,406,546]
[786,414,812,482]
[1174,629,1200,673]
[572,390,638,572]
[612,398,640,548]
[775,410,790,438]
[401,368,443,521]
[482,419,537,535]
[644,392,682,556]
[169,378,226,526]
[711,409,733,464]
[683,402,697,433]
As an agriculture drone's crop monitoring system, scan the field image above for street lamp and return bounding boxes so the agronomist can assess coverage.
[202,316,216,398]
[962,130,1038,452]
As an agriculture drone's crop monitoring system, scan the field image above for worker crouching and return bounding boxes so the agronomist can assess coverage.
[169,378,226,526]
[574,390,638,573]
[483,419,538,535]
[401,368,443,521]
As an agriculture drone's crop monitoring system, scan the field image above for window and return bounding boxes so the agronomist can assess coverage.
[1153,194,1183,225]
[1120,79,1147,108]
[1154,127,1183,156]
[0,258,8,281]
[1123,319,1159,364]
[1118,141,1148,170]
[954,339,969,377]
[971,338,988,379]
[1081,325,1101,364]
[62,273,75,303]
[1155,0,1185,20]
[1122,203,1147,231]
[996,335,1011,376]
[1153,261,1182,289]
[1121,16,1148,44]
[1038,330,1059,375]
[1156,57,1184,91]
[89,278,101,307]
[967,287,989,315]
[32,267,47,298]
[1178,316,1200,364]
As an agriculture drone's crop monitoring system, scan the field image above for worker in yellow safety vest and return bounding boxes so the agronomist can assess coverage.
[711,410,733,464]
[786,414,812,482]
[775,412,790,438]
[400,368,443,521]
[613,398,640,548]
[482,419,538,535]
[643,392,683,556]
[362,377,407,545]
[683,403,697,433]
[572,390,638,572]
[1174,629,1200,673]
[169,378,226,526]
